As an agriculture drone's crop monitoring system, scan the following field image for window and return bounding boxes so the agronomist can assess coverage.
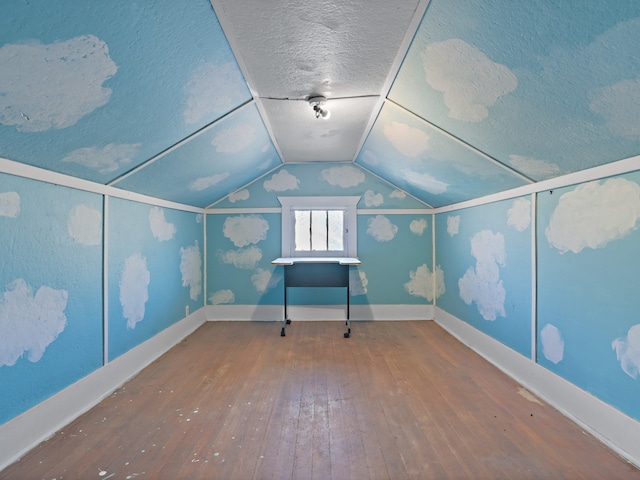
[278,196,359,258]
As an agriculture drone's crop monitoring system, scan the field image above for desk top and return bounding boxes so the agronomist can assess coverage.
[272,256,361,266]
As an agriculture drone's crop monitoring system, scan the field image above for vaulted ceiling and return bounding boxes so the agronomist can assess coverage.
[2,0,639,208]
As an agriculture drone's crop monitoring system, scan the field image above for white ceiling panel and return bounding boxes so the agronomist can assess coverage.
[261,96,380,162]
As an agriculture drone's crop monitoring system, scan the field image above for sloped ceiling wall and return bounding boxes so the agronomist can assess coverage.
[1,0,639,209]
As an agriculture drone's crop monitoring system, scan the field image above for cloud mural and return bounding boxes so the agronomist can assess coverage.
[420,38,518,122]
[390,190,406,199]
[188,172,231,192]
[68,204,102,246]
[447,215,460,236]
[180,242,202,301]
[321,165,365,188]
[252,267,282,294]
[589,78,640,141]
[0,279,68,367]
[540,324,565,364]
[263,169,300,192]
[364,190,384,207]
[383,121,429,157]
[209,289,235,305]
[0,191,20,218]
[612,324,640,379]
[212,123,257,153]
[367,215,398,242]
[405,264,444,302]
[459,230,506,321]
[149,207,176,242]
[229,189,250,203]
[0,35,117,132]
[349,270,368,296]
[410,218,428,236]
[223,215,269,247]
[119,253,150,329]
[218,246,263,269]
[62,143,141,174]
[507,198,531,232]
[401,169,448,194]
[545,178,640,254]
[508,155,560,180]
[183,61,248,125]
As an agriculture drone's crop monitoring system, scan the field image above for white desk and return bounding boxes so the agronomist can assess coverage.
[271,257,361,337]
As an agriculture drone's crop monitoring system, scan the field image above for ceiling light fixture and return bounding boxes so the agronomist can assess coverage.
[308,95,330,119]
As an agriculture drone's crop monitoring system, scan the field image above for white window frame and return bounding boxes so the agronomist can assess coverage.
[278,196,360,258]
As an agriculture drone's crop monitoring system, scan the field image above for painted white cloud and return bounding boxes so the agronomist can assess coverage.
[540,324,564,364]
[404,264,445,302]
[196,214,204,224]
[367,215,398,242]
[62,143,141,174]
[68,204,101,246]
[149,207,176,242]
[509,154,560,179]
[402,169,448,194]
[180,242,202,301]
[218,246,263,270]
[545,178,640,254]
[421,38,518,122]
[209,289,235,305]
[390,190,406,200]
[458,230,506,321]
[383,121,429,157]
[321,166,365,188]
[0,35,117,132]
[188,172,230,192]
[263,169,300,192]
[0,279,68,367]
[589,78,640,140]
[184,61,247,125]
[229,189,250,203]
[119,253,150,329]
[447,215,460,236]
[0,192,20,218]
[252,268,282,294]
[507,198,531,232]
[612,324,640,379]
[410,218,428,236]
[349,270,368,296]
[364,190,384,207]
[223,215,269,247]
[212,124,257,153]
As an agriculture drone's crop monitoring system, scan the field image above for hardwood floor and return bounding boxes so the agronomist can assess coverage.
[2,320,639,479]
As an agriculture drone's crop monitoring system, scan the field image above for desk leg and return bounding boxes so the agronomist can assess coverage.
[281,285,288,336]
[344,284,351,338]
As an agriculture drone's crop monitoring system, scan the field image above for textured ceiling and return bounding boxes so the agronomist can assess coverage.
[1,0,639,208]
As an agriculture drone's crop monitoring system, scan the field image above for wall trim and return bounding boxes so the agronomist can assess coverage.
[434,307,640,469]
[206,304,434,321]
[0,308,206,472]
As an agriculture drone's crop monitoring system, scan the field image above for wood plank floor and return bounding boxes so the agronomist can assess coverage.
[2,320,639,479]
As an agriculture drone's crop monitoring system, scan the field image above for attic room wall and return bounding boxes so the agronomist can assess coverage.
[206,163,435,320]
[433,169,640,460]
[0,170,204,429]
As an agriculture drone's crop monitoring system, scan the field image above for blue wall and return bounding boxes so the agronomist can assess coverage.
[436,170,640,423]
[207,163,434,309]
[0,172,203,425]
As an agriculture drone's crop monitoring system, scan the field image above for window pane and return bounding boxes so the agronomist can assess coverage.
[294,210,310,251]
[311,210,328,251]
[327,210,344,251]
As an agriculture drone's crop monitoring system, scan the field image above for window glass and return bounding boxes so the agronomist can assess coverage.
[294,209,344,252]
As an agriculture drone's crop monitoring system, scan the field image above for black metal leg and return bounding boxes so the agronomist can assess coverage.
[344,284,351,338]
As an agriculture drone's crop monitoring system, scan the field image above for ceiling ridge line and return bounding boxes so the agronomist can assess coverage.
[258,94,381,102]
[107,99,255,187]
[384,98,536,184]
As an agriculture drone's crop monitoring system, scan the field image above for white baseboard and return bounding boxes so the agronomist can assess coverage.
[0,308,206,472]
[434,307,640,469]
[206,304,434,321]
